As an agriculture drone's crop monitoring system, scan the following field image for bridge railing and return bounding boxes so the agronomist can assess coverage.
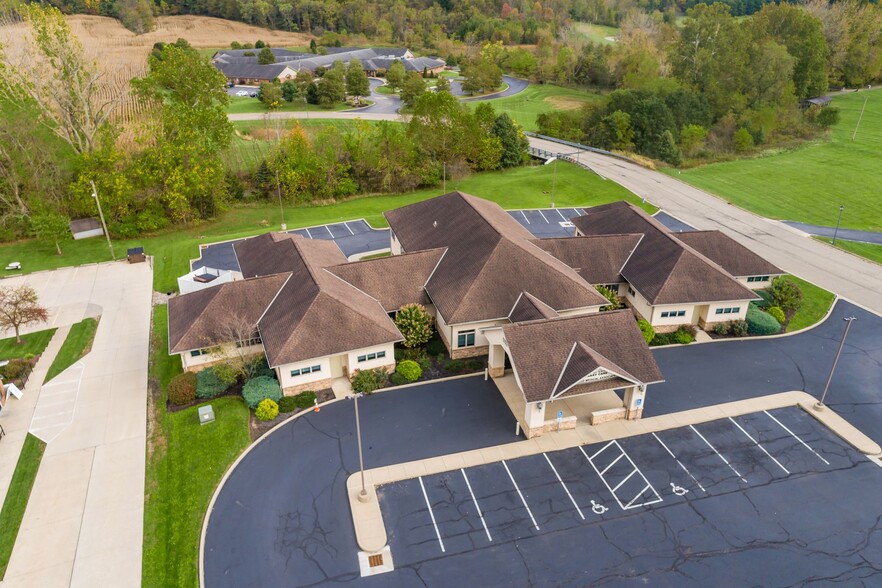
[525,132,635,164]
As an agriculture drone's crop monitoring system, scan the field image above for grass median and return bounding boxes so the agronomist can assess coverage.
[142,305,251,588]
[0,329,56,361]
[816,237,882,265]
[784,275,836,332]
[0,434,46,580]
[43,318,99,384]
[0,161,643,294]
[467,83,604,132]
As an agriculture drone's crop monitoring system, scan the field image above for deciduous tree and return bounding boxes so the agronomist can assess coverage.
[400,72,426,107]
[395,303,433,348]
[385,60,406,92]
[31,210,70,255]
[345,59,371,98]
[0,285,48,344]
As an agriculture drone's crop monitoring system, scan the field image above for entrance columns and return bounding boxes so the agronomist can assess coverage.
[488,344,505,378]
[524,401,547,438]
[624,384,646,420]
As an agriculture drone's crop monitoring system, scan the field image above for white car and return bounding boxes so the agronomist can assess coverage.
[235,90,248,97]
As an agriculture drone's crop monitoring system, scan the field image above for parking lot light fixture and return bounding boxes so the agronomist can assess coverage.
[353,391,370,502]
[832,205,844,246]
[815,316,857,410]
[89,180,115,261]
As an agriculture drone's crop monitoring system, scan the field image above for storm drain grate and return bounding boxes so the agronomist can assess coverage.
[368,554,384,568]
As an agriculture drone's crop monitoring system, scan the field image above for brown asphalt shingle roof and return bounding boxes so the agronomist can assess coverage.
[509,292,560,323]
[168,274,289,354]
[531,234,643,285]
[234,231,347,279]
[572,202,758,305]
[502,310,664,403]
[326,248,446,312]
[384,192,607,324]
[675,231,783,278]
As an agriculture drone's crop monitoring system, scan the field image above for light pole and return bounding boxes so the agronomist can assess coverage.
[550,156,557,208]
[832,204,844,246]
[276,170,286,230]
[815,316,857,410]
[89,181,115,261]
[353,392,369,502]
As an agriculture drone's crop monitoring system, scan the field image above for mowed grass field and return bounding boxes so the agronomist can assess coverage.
[671,89,882,231]
[469,84,603,132]
[0,161,641,293]
[571,22,620,44]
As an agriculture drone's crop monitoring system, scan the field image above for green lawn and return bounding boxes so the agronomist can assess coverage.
[142,305,251,588]
[227,97,350,115]
[43,318,99,384]
[783,275,836,332]
[816,237,882,265]
[469,84,604,132]
[0,161,642,294]
[571,22,620,44]
[670,89,882,231]
[0,434,46,580]
[0,328,56,361]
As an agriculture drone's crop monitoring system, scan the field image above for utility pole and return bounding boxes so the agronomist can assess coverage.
[852,96,868,141]
[815,316,857,410]
[550,157,557,208]
[832,205,844,246]
[353,392,369,502]
[89,181,115,261]
[276,170,286,230]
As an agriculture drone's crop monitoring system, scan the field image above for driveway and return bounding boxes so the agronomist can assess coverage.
[357,78,401,115]
[204,298,882,586]
[457,76,529,101]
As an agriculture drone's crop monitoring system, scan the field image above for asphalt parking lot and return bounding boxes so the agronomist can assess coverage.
[507,207,586,238]
[378,407,882,586]
[191,219,390,272]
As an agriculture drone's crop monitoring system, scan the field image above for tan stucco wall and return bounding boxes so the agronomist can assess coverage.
[699,301,749,326]
[736,276,773,287]
[623,283,653,322]
[179,342,264,372]
[277,356,333,391]
[346,342,396,375]
[390,230,402,255]
[650,304,700,328]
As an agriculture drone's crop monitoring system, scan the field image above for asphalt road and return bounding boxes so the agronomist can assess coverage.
[783,221,882,245]
[204,298,882,587]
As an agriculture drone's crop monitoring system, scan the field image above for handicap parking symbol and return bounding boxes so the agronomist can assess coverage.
[670,483,688,496]
[590,500,608,515]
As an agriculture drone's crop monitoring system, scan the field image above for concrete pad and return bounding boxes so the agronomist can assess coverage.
[4,516,82,578]
[30,362,85,444]
[0,562,73,588]
[69,543,142,588]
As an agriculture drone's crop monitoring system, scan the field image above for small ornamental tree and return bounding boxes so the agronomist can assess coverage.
[595,285,622,311]
[0,285,48,343]
[637,318,655,344]
[769,276,803,311]
[258,46,275,64]
[345,58,371,98]
[386,60,406,92]
[31,210,70,255]
[400,72,426,107]
[259,82,283,110]
[395,303,433,348]
[435,74,451,94]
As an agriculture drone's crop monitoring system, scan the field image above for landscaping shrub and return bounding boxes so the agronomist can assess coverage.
[747,305,781,335]
[465,359,484,371]
[396,360,422,382]
[255,398,279,421]
[769,277,803,311]
[253,357,275,379]
[389,372,409,386]
[443,359,465,373]
[278,396,298,413]
[672,328,694,344]
[767,306,786,324]
[292,390,317,409]
[730,319,749,337]
[426,335,446,357]
[1,357,37,387]
[637,319,655,344]
[168,372,197,406]
[595,285,623,310]
[713,322,729,336]
[242,375,282,409]
[351,368,388,394]
[196,367,230,399]
[395,303,433,348]
[401,347,431,370]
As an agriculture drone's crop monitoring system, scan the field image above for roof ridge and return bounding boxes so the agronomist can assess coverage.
[518,238,608,300]
[169,285,224,351]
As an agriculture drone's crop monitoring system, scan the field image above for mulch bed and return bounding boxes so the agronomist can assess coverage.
[249,388,335,440]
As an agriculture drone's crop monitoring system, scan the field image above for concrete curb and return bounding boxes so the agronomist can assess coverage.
[198,395,343,588]
[346,390,882,553]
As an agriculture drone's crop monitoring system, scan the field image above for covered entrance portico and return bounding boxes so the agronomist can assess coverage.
[484,310,662,439]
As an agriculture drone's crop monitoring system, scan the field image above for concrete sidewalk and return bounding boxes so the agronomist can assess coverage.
[348,390,882,554]
[0,262,152,588]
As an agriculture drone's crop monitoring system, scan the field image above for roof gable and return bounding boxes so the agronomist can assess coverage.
[675,231,783,277]
[509,292,560,323]
[553,342,637,398]
[531,234,643,285]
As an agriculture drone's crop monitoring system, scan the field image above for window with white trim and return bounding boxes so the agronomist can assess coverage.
[714,307,741,315]
[627,286,636,296]
[190,349,209,357]
[236,336,262,348]
[747,276,770,283]
[660,310,686,318]
[290,365,321,377]
[457,330,475,348]
[357,350,387,363]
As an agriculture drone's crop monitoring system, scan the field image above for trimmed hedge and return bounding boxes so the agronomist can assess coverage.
[168,372,197,406]
[767,306,786,324]
[255,398,279,421]
[196,367,230,399]
[396,360,422,382]
[747,306,781,335]
[242,375,282,409]
[351,368,388,394]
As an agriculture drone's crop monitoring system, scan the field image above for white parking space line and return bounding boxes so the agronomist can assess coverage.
[556,209,567,221]
[304,227,312,239]
[728,417,790,475]
[689,425,747,483]
[625,485,659,509]
[580,208,588,215]
[653,433,707,493]
[521,210,530,224]
[502,460,540,530]
[590,440,614,461]
[418,477,446,553]
[543,453,585,520]
[538,209,549,223]
[343,222,355,235]
[612,469,637,492]
[764,410,830,466]
[599,453,624,476]
[460,469,492,542]
[579,442,662,511]
[325,225,334,237]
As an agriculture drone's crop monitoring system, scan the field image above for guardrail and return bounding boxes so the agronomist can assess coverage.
[525,132,635,164]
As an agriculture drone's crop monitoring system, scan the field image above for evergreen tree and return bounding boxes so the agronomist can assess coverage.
[492,113,527,168]
[345,59,371,97]
[400,72,426,107]
[258,46,275,64]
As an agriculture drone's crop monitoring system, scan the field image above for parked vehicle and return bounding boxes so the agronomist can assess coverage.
[235,90,248,96]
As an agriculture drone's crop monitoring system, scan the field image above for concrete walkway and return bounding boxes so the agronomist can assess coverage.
[0,261,152,588]
[0,325,70,510]
[348,390,882,554]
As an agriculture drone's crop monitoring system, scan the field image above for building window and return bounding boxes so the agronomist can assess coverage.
[235,336,262,348]
[190,349,208,357]
[660,310,687,318]
[457,330,475,348]
[747,276,771,283]
[606,284,620,293]
[356,350,387,363]
[290,365,321,377]
[627,286,636,296]
[715,307,742,315]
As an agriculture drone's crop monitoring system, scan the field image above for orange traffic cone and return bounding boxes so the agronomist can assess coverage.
[313,398,320,412]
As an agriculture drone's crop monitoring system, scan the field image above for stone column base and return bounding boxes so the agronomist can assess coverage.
[627,407,643,420]
[488,366,505,378]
